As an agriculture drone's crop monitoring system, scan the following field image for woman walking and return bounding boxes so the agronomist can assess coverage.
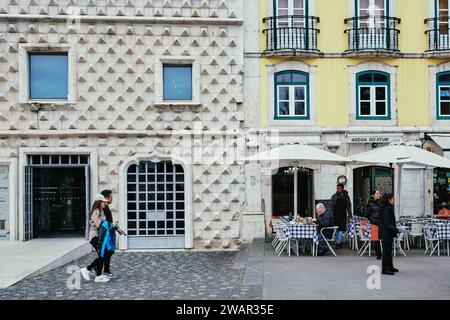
[365,189,382,259]
[80,194,110,283]
[379,193,399,275]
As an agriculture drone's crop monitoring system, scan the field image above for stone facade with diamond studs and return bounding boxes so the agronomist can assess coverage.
[0,0,251,250]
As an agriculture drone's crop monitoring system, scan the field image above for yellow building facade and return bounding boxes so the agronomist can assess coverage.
[259,0,450,127]
[242,0,450,237]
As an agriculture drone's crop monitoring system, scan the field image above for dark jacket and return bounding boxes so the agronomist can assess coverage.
[103,205,113,223]
[316,209,334,239]
[365,200,381,226]
[380,204,398,241]
[330,190,352,231]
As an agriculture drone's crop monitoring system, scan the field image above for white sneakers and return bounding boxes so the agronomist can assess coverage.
[104,272,117,280]
[80,267,113,283]
[94,275,110,283]
[80,267,91,281]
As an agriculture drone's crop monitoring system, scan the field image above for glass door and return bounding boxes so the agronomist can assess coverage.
[276,0,307,49]
[438,0,450,49]
[357,0,387,49]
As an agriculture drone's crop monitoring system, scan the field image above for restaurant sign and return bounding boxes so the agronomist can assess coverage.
[347,134,403,144]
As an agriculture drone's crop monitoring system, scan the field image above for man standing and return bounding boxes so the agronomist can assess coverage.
[313,203,334,256]
[329,183,352,249]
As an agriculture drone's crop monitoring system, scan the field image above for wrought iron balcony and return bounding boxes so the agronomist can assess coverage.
[262,15,320,53]
[425,17,450,52]
[344,16,401,52]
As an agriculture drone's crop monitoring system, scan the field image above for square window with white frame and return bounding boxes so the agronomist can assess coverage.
[163,65,192,101]
[28,52,68,100]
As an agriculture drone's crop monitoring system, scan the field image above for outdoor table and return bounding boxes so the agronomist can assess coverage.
[283,223,319,256]
[426,223,450,256]
[436,224,450,240]
[346,219,370,248]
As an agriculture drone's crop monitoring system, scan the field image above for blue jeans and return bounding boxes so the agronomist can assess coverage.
[335,231,344,245]
[317,234,328,252]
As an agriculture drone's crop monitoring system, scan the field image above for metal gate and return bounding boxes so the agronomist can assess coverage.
[24,166,33,241]
[127,161,185,249]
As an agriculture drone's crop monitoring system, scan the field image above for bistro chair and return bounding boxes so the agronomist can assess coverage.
[393,232,407,257]
[271,219,287,249]
[356,223,372,256]
[318,226,339,257]
[423,224,441,256]
[408,222,424,249]
[274,228,289,256]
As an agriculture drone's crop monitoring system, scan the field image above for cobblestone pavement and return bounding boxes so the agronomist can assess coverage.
[0,250,263,300]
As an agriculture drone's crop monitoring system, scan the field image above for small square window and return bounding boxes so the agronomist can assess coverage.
[163,65,192,100]
[29,53,68,100]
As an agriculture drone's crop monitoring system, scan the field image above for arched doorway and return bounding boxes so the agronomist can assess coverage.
[126,160,185,249]
[272,166,313,219]
[353,166,394,216]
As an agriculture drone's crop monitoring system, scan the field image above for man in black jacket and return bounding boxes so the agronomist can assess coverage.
[380,193,399,275]
[329,184,352,249]
[314,203,334,256]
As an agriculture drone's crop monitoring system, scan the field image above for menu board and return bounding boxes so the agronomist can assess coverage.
[0,166,9,240]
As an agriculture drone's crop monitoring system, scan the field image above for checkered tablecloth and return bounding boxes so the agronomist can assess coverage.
[397,224,411,233]
[346,220,371,239]
[283,224,319,245]
[436,224,450,240]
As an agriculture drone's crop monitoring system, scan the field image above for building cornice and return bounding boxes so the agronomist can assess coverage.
[0,129,242,138]
[0,14,243,26]
[245,127,450,134]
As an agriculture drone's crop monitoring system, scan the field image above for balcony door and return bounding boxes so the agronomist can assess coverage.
[275,0,307,49]
[357,0,388,49]
[437,0,450,49]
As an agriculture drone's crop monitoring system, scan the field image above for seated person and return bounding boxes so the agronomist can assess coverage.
[313,203,334,256]
[437,202,450,218]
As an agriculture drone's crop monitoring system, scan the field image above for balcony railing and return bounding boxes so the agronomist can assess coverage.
[425,17,450,51]
[344,16,401,52]
[263,15,320,52]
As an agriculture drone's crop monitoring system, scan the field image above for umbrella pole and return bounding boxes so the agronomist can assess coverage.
[294,166,298,221]
[396,163,403,218]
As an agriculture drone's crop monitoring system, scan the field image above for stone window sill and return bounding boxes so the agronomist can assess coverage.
[20,101,75,111]
[154,101,202,112]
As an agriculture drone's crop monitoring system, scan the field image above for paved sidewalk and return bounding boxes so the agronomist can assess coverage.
[0,250,263,300]
[263,243,450,300]
[0,239,90,289]
[1,240,449,300]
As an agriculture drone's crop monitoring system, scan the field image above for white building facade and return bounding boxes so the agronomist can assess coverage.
[0,0,250,250]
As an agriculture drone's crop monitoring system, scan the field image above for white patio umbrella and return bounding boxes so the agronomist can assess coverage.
[350,141,450,216]
[245,143,352,220]
[245,143,351,165]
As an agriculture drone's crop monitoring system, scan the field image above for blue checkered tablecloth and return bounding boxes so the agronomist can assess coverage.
[436,224,450,240]
[283,224,319,245]
[346,220,371,239]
